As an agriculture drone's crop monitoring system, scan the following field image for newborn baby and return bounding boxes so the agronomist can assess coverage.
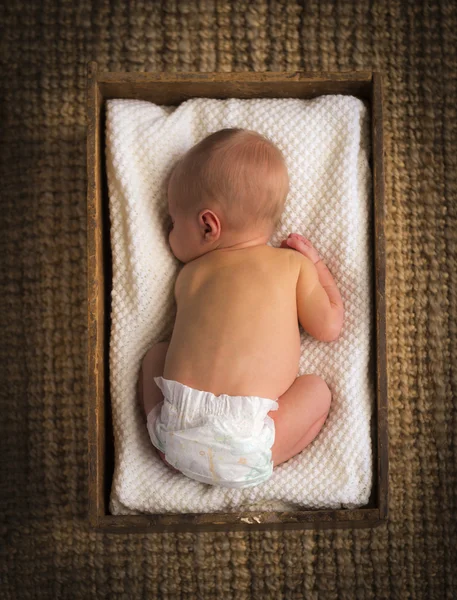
[138,128,344,488]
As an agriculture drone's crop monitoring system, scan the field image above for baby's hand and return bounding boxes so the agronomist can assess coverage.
[280,233,321,264]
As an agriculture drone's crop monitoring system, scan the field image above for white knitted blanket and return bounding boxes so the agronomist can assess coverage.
[106,96,374,515]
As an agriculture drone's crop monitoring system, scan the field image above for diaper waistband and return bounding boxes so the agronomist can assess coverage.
[154,376,278,421]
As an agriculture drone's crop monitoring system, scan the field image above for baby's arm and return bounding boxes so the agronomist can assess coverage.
[282,233,344,342]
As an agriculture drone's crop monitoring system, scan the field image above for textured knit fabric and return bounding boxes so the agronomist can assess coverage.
[2,1,457,598]
[106,95,373,514]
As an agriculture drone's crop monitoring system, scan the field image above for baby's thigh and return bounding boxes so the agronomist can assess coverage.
[269,374,331,464]
[139,342,169,415]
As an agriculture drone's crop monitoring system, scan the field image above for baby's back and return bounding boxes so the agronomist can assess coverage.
[163,246,302,399]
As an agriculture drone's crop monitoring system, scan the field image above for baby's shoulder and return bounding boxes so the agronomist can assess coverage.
[268,246,317,281]
[174,261,195,296]
[269,246,296,259]
[174,256,210,298]
[268,245,302,268]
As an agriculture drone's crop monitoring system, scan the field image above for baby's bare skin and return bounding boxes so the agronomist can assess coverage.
[164,245,302,400]
[141,233,344,467]
[140,128,344,471]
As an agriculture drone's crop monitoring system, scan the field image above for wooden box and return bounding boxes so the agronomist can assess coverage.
[86,61,388,533]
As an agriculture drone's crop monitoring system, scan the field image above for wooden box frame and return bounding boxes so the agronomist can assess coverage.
[86,61,388,533]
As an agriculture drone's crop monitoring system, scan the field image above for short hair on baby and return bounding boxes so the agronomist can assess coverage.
[167,128,289,231]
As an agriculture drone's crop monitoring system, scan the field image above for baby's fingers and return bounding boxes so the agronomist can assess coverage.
[285,235,320,263]
[288,233,313,247]
[285,236,307,252]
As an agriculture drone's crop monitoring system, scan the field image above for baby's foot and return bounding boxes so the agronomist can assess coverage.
[158,449,180,473]
[281,233,321,264]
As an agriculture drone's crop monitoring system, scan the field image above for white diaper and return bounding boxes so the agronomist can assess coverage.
[146,377,279,488]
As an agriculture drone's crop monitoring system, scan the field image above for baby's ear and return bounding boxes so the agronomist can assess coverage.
[198,209,221,242]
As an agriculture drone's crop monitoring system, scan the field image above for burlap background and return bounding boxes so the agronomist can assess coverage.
[1,1,456,598]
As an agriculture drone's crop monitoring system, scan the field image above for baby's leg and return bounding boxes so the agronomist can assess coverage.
[269,375,331,466]
[138,342,169,416]
[138,342,179,471]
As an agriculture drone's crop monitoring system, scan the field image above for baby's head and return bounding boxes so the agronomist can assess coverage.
[166,128,289,262]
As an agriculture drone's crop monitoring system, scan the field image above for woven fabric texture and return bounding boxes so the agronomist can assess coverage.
[1,1,456,598]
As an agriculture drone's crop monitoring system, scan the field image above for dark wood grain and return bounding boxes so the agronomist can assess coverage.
[91,508,382,534]
[99,70,373,82]
[87,61,107,527]
[98,70,373,103]
[372,72,389,520]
